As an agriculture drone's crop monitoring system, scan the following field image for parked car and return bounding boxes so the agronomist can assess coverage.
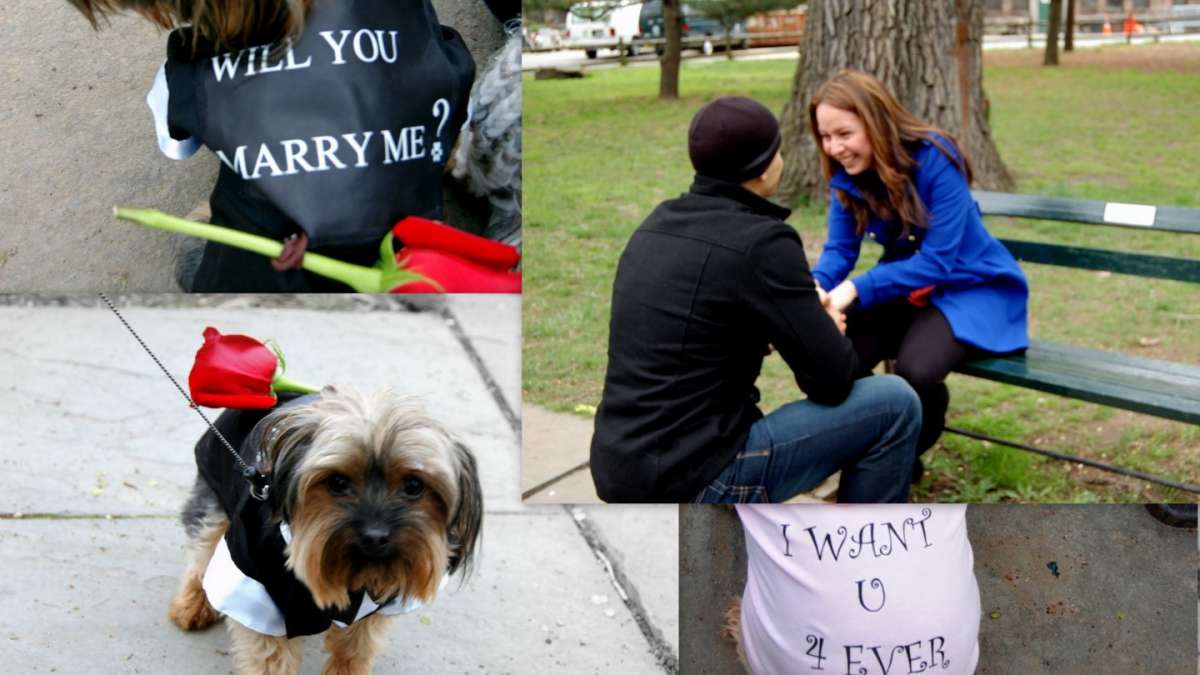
[523,26,564,51]
[639,0,747,55]
[564,2,644,58]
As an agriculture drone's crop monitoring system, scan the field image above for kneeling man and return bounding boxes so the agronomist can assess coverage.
[591,96,920,503]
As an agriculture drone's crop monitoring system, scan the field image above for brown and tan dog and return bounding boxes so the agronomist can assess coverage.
[169,387,482,675]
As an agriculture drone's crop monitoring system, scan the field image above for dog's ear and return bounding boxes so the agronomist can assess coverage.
[258,402,321,520]
[446,441,483,578]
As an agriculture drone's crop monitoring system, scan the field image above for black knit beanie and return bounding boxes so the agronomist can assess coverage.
[687,96,781,183]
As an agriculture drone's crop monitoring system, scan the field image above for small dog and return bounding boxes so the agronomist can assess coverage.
[168,386,483,675]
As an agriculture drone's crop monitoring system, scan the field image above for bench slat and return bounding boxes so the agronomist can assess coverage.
[997,240,1200,282]
[955,341,1200,425]
[973,191,1200,234]
[1158,205,1200,233]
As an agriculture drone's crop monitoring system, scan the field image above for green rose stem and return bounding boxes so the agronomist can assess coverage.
[115,207,426,293]
[272,373,318,396]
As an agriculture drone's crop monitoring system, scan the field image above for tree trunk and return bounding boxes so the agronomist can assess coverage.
[659,0,682,99]
[1044,0,1062,65]
[777,0,1014,206]
[1064,0,1075,51]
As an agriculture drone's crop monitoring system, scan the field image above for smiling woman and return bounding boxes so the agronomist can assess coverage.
[807,69,1029,485]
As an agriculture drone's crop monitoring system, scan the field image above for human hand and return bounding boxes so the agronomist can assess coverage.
[816,285,830,308]
[825,305,847,335]
[828,279,858,312]
[270,232,308,271]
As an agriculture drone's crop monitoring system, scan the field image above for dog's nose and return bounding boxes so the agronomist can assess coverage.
[358,526,393,558]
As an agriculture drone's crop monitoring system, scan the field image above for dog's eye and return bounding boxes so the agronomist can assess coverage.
[402,476,425,498]
[326,473,353,496]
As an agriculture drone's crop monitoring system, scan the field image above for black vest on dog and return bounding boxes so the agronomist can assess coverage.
[163,0,474,249]
[196,393,400,638]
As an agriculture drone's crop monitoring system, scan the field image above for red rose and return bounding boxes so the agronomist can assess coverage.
[392,248,523,294]
[188,327,283,409]
[392,216,520,270]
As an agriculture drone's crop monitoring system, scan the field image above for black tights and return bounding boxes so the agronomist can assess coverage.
[846,299,973,456]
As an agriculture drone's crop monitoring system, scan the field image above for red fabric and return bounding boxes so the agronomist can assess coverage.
[391,248,523,294]
[188,327,279,409]
[392,217,520,270]
[907,285,935,307]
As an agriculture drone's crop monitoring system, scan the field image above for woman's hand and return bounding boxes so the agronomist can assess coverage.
[814,283,846,333]
[828,279,858,312]
[825,306,847,335]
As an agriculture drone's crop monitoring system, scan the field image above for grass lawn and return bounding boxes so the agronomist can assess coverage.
[523,44,1200,503]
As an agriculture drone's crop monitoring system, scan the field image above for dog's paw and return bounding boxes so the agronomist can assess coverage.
[168,583,222,631]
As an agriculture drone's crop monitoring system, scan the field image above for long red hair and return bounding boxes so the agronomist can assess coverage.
[808,69,972,237]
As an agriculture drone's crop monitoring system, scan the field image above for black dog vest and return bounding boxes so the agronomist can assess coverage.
[195,393,421,638]
[161,0,474,247]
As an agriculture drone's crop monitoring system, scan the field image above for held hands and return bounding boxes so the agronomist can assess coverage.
[816,283,848,335]
[827,279,858,313]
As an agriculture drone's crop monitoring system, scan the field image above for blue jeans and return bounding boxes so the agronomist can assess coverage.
[694,375,921,503]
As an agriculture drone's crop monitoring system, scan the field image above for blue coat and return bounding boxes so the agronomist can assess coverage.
[811,137,1029,354]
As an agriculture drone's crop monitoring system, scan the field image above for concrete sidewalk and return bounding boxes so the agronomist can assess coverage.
[679,505,1198,674]
[522,404,831,504]
[523,404,600,503]
[0,296,677,674]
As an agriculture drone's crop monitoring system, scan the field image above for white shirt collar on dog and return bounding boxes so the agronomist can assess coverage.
[202,522,440,636]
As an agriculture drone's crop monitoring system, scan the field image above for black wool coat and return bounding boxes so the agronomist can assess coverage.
[590,176,859,503]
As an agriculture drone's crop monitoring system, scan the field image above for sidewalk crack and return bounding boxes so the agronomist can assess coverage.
[565,505,678,674]
[442,306,519,438]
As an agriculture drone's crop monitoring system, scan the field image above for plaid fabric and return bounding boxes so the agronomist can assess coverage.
[693,447,772,504]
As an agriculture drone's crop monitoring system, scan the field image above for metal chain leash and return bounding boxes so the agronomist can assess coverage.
[98,293,271,501]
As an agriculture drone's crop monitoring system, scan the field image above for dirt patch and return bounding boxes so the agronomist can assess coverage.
[984,42,1200,74]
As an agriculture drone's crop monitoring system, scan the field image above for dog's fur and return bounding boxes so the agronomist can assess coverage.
[68,0,312,52]
[168,386,483,675]
[722,595,749,672]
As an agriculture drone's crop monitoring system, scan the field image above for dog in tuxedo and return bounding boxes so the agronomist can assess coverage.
[167,386,482,675]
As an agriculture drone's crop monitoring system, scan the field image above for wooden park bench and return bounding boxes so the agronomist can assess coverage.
[944,191,1200,494]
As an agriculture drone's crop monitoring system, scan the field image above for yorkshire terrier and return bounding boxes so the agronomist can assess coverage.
[168,386,483,675]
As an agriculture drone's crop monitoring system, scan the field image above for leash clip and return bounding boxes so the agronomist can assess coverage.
[243,466,272,502]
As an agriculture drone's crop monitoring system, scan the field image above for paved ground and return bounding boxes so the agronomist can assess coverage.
[679,504,1198,675]
[0,296,677,674]
[0,2,505,293]
[521,404,831,504]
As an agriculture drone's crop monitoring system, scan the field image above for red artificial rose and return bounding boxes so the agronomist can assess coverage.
[188,327,280,409]
[392,216,520,270]
[391,248,523,294]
